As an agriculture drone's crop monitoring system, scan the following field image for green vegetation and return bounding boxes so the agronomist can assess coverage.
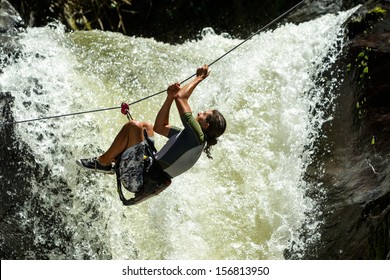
[349,47,372,121]
[351,48,371,83]
[347,4,388,38]
[368,6,387,18]
[62,0,134,33]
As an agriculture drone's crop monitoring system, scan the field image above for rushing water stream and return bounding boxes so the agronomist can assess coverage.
[0,7,360,259]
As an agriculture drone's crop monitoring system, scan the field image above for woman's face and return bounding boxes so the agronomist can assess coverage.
[196,110,212,129]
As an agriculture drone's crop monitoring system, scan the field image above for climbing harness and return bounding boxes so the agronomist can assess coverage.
[115,104,172,205]
[0,0,305,127]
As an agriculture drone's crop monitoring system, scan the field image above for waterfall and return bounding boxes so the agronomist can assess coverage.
[0,7,359,259]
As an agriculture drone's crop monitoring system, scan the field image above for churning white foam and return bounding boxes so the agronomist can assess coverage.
[0,7,359,259]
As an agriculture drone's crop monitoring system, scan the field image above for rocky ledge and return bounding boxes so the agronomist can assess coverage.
[286,1,390,260]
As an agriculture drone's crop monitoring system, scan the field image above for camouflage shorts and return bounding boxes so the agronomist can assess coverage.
[119,141,148,193]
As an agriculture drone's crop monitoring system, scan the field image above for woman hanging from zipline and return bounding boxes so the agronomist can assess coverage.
[76,64,226,203]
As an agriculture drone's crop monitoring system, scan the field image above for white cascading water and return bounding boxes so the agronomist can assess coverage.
[0,7,359,259]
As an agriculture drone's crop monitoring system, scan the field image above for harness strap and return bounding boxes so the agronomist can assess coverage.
[116,164,131,205]
[143,129,157,157]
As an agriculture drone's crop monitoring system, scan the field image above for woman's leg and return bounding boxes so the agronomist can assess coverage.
[98,120,146,165]
[143,122,154,138]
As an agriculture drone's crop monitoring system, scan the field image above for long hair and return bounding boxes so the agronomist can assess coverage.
[203,109,226,159]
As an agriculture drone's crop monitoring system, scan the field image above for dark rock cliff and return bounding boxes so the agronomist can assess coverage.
[0,0,75,259]
[321,4,390,259]
[285,2,390,259]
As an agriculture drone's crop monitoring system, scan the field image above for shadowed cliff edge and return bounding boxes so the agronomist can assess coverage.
[0,0,79,259]
[285,2,390,259]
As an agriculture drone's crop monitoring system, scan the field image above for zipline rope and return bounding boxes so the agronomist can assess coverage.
[1,0,305,126]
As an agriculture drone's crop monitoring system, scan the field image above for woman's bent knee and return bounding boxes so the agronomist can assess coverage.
[124,120,143,131]
[142,122,154,137]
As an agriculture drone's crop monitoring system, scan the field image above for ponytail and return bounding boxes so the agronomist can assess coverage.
[203,110,226,159]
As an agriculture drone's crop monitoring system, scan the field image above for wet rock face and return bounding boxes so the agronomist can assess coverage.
[343,4,390,260]
[0,1,32,259]
[0,1,68,260]
[299,3,390,260]
[0,92,38,259]
[353,32,390,260]
[0,0,25,72]
[0,0,25,32]
[0,1,107,260]
[0,2,27,209]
